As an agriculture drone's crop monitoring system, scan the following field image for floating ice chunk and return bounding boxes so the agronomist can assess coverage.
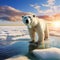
[5,55,30,60]
[33,48,60,60]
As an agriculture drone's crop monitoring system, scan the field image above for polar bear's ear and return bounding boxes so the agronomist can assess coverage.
[22,16,24,18]
[33,15,35,17]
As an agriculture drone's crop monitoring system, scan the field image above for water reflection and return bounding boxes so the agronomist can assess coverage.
[0,41,29,59]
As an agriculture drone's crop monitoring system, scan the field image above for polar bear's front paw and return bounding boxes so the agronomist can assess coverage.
[29,40,35,43]
[37,44,45,49]
[35,42,45,49]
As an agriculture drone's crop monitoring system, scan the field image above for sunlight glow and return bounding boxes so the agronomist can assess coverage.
[52,21,60,28]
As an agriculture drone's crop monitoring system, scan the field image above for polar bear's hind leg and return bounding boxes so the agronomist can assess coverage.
[44,26,49,40]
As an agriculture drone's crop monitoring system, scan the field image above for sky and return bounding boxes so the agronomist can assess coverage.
[0,0,60,15]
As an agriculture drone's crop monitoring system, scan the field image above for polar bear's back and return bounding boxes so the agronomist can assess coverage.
[38,18,47,31]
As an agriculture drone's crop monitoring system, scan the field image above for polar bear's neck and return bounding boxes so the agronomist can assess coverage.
[27,24,32,28]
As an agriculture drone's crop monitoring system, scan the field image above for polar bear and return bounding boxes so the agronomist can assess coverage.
[22,15,49,48]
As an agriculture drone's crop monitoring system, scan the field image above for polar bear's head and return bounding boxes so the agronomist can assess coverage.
[22,15,35,25]
[22,15,38,28]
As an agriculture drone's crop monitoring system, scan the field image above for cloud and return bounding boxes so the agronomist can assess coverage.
[42,0,55,8]
[42,0,56,10]
[30,4,53,15]
[30,0,60,16]
[30,4,40,11]
[53,5,60,13]
[30,4,43,15]
[47,0,55,5]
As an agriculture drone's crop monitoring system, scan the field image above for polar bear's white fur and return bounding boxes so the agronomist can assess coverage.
[22,15,49,48]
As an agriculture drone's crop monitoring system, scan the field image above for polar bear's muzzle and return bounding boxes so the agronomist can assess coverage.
[25,19,31,25]
[26,19,29,24]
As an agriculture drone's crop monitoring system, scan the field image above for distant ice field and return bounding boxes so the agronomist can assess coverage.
[0,26,30,46]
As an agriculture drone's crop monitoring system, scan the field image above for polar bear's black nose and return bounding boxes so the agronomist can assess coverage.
[26,19,29,24]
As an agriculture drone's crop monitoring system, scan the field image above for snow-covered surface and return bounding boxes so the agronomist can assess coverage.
[32,36,60,60]
[5,55,30,60]
[0,26,30,46]
[50,30,60,37]
[33,48,60,60]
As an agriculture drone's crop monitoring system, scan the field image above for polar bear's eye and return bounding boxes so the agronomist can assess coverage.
[28,16,32,21]
[28,16,31,18]
[22,16,24,18]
